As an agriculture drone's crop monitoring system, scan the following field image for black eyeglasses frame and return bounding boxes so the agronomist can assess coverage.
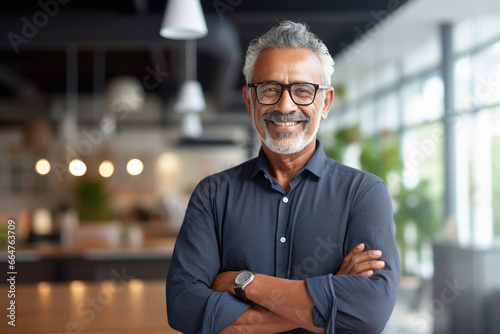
[247,82,329,106]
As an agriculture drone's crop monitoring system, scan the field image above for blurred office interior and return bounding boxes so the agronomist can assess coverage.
[0,0,499,333]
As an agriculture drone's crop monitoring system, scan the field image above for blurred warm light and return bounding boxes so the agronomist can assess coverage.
[127,159,143,175]
[101,280,118,292]
[35,159,51,175]
[99,160,114,178]
[157,152,180,175]
[37,281,52,309]
[129,279,144,303]
[70,280,85,292]
[129,279,144,291]
[69,159,87,176]
[70,280,86,304]
[37,281,51,294]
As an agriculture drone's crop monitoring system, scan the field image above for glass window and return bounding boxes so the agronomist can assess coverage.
[492,107,500,241]
[358,73,375,99]
[335,104,357,129]
[359,102,376,135]
[455,56,473,111]
[400,122,444,197]
[421,75,444,121]
[471,40,500,108]
[401,80,421,126]
[376,63,398,89]
[403,38,440,77]
[402,76,443,126]
[375,92,399,131]
[455,106,500,246]
[454,112,472,245]
[343,105,357,127]
[398,122,444,276]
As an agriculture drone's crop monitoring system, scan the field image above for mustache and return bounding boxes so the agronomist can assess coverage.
[261,111,309,122]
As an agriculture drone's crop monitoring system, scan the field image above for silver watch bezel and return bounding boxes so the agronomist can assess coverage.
[235,271,254,286]
[234,271,254,301]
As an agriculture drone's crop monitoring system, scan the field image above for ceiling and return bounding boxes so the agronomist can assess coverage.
[333,0,500,86]
[0,0,411,128]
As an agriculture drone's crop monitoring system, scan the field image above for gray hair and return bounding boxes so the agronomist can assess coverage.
[243,20,335,86]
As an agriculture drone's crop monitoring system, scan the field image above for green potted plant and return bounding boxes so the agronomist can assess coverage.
[75,178,114,222]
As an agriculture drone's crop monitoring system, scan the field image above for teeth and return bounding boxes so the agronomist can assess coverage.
[272,121,299,126]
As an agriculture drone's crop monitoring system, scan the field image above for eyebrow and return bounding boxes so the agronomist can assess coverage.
[259,80,314,84]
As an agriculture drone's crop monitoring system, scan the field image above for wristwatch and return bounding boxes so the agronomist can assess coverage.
[234,271,254,301]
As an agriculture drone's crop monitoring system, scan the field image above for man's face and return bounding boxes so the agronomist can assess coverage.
[243,48,333,155]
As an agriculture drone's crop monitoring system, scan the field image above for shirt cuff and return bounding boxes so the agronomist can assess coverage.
[306,274,337,333]
[202,291,254,334]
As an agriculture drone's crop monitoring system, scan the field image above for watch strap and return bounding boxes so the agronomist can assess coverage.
[234,286,248,301]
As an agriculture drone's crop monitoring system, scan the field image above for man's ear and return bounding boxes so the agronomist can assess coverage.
[242,86,253,119]
[321,88,334,120]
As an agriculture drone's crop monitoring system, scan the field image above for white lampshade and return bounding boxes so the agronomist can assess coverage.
[175,80,206,113]
[33,208,53,235]
[160,0,208,40]
[106,76,145,113]
[181,113,203,138]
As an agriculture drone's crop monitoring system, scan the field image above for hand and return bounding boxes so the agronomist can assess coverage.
[211,271,243,295]
[336,243,385,277]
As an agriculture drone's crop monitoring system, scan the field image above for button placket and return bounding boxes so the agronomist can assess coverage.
[275,194,291,277]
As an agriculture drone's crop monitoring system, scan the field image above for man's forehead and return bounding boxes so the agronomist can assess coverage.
[253,47,323,81]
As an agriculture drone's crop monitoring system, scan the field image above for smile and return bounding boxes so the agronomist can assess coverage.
[270,121,301,127]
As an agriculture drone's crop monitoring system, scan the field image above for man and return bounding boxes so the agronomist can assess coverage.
[167,21,400,333]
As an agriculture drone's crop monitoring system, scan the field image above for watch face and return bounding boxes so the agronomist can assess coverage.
[235,271,253,285]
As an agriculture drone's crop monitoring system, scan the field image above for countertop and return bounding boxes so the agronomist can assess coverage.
[0,279,180,333]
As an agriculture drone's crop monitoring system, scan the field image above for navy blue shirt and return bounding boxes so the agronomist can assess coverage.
[166,141,400,333]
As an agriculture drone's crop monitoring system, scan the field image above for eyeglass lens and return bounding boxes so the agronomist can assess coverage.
[256,83,316,105]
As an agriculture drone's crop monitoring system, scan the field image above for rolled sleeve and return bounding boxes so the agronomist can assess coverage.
[202,292,254,333]
[306,275,337,333]
[306,273,398,334]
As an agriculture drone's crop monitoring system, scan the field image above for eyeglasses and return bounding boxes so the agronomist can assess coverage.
[247,82,329,106]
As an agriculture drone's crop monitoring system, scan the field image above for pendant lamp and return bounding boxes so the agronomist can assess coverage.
[160,0,208,40]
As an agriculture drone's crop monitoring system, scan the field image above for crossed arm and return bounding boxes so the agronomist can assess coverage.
[167,178,399,333]
[211,243,386,333]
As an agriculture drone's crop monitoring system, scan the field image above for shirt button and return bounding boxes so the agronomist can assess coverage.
[280,237,286,243]
[283,197,289,203]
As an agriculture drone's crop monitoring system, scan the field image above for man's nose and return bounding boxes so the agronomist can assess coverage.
[275,88,296,113]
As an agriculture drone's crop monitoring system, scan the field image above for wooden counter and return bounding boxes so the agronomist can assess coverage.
[0,236,177,260]
[0,279,180,334]
[0,237,177,282]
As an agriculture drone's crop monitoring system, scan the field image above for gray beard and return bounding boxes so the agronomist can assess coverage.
[252,103,324,155]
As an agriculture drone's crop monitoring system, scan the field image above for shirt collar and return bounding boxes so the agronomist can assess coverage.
[250,139,327,179]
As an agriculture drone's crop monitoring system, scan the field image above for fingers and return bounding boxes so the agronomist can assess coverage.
[338,244,365,275]
[341,243,365,267]
[352,249,383,264]
[336,244,385,276]
[346,250,384,275]
[349,260,385,275]
[360,270,374,277]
